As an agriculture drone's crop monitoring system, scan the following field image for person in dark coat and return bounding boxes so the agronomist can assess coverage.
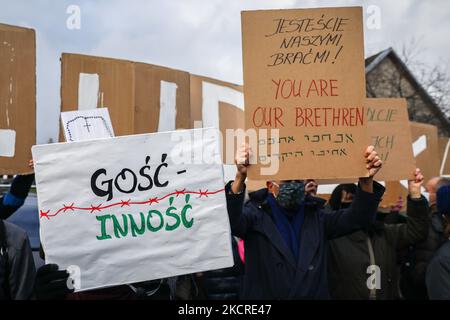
[327,168,429,300]
[400,177,450,299]
[34,258,206,300]
[0,165,36,300]
[225,144,384,300]
[0,219,36,300]
[328,183,357,211]
[426,185,450,299]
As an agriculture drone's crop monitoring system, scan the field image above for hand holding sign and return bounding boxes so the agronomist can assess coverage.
[235,143,251,176]
[365,145,383,178]
[232,142,251,194]
[358,145,383,194]
[34,264,74,300]
[33,128,233,292]
[234,143,383,195]
[305,180,318,197]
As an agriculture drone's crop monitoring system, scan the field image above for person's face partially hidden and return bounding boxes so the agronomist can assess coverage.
[425,177,440,205]
[267,180,304,197]
[341,190,354,204]
[267,180,306,212]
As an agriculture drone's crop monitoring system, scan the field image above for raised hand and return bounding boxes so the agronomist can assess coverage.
[364,145,382,178]
[408,168,424,199]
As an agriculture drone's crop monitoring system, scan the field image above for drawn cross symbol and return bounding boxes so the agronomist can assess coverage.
[120,199,131,207]
[90,204,102,213]
[198,190,209,198]
[149,198,159,205]
[83,118,92,133]
[63,203,75,212]
[175,189,186,197]
[40,210,50,219]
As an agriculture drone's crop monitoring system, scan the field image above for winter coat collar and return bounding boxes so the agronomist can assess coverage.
[247,188,322,270]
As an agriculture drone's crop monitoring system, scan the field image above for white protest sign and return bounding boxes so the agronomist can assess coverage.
[61,108,115,142]
[32,128,233,292]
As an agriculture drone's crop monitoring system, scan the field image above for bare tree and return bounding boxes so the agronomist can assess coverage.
[400,38,450,117]
[366,38,450,134]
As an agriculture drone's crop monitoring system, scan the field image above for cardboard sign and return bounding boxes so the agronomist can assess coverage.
[379,122,440,208]
[317,121,440,210]
[61,108,115,142]
[61,54,135,139]
[0,24,36,174]
[61,55,242,182]
[134,63,191,134]
[242,7,368,180]
[32,128,233,292]
[61,54,191,141]
[315,98,417,194]
[438,137,450,177]
[366,98,415,181]
[410,122,440,181]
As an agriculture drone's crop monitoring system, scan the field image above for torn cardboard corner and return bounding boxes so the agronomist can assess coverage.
[0,23,36,175]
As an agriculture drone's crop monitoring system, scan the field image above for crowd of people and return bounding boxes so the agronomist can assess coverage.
[0,144,449,300]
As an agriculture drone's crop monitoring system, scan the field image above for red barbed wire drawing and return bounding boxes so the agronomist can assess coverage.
[40,188,225,220]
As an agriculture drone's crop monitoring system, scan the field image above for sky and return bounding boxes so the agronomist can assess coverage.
[1,0,449,144]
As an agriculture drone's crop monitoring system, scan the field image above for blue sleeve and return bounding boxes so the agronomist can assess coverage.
[0,174,34,219]
[3,191,26,208]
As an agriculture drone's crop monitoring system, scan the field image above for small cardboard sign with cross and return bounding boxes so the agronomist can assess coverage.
[61,108,115,142]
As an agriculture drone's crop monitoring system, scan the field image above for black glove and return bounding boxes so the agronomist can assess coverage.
[35,264,74,300]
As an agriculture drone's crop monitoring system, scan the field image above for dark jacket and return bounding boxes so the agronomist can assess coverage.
[225,180,384,300]
[0,174,36,300]
[400,205,445,299]
[203,237,244,300]
[426,240,450,300]
[327,196,429,300]
[0,220,36,300]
